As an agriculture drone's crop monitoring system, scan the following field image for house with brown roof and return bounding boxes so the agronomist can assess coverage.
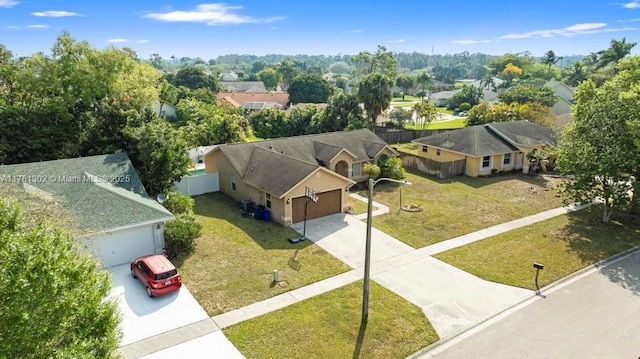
[216,92,290,110]
[204,129,397,226]
[412,121,556,177]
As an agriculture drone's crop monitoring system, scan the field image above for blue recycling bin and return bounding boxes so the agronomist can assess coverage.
[263,209,270,221]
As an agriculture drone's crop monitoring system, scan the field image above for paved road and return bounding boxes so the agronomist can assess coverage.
[422,250,640,359]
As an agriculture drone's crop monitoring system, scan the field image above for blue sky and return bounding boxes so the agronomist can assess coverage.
[1,1,640,60]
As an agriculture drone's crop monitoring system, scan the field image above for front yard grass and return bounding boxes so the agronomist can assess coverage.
[360,171,564,248]
[178,193,351,316]
[348,195,376,215]
[224,281,439,359]
[435,207,640,289]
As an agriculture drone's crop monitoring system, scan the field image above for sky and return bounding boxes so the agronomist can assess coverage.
[1,0,640,60]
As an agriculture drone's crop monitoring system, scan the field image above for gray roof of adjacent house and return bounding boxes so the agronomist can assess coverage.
[0,153,173,233]
[413,121,556,157]
[220,81,267,93]
[429,91,456,100]
[211,129,391,197]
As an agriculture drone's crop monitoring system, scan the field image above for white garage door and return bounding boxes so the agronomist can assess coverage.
[83,225,157,267]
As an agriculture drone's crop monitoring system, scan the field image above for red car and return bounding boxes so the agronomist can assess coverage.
[130,254,182,297]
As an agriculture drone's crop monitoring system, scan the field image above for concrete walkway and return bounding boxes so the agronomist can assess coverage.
[121,198,585,357]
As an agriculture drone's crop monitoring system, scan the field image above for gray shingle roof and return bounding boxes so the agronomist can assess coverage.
[0,153,173,232]
[413,121,555,157]
[220,81,267,92]
[211,129,388,195]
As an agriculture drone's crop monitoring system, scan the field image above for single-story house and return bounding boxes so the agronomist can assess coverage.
[0,153,173,267]
[217,92,291,110]
[220,71,239,81]
[204,129,398,226]
[544,80,574,115]
[428,91,456,107]
[220,81,267,93]
[412,121,556,177]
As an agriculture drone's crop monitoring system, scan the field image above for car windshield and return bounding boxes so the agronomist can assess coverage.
[154,269,177,280]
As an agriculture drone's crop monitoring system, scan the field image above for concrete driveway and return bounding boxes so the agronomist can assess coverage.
[108,263,210,346]
[293,214,531,339]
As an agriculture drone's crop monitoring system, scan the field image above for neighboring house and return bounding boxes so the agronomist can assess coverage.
[188,145,217,173]
[0,153,173,267]
[204,129,398,226]
[152,102,177,120]
[217,92,290,109]
[220,81,267,93]
[220,71,238,81]
[469,77,504,92]
[412,121,556,177]
[428,91,456,107]
[544,80,574,115]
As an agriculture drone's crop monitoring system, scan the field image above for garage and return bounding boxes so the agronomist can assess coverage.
[83,224,163,267]
[292,189,342,223]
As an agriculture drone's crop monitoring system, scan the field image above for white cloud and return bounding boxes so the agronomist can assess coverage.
[604,26,636,32]
[564,23,606,31]
[6,25,19,29]
[346,29,362,33]
[137,40,150,43]
[31,10,81,17]
[27,24,49,28]
[106,38,129,43]
[0,0,19,8]
[624,1,640,9]
[497,22,617,40]
[143,3,285,25]
[387,39,405,43]
[451,39,492,45]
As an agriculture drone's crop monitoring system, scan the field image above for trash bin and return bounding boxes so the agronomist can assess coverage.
[254,205,264,220]
[263,208,270,221]
[241,199,253,213]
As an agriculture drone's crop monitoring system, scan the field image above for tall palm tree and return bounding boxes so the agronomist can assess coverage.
[564,62,588,87]
[416,71,432,102]
[596,37,637,73]
[276,58,299,91]
[541,50,562,79]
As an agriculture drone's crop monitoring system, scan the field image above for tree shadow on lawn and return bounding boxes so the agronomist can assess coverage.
[563,207,640,296]
[192,192,318,251]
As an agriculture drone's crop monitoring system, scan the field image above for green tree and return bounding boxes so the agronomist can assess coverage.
[395,74,415,100]
[288,74,334,104]
[125,118,190,196]
[379,156,405,180]
[387,107,413,128]
[556,79,637,223]
[356,72,393,128]
[563,62,589,87]
[0,197,121,358]
[289,105,321,135]
[487,53,535,76]
[257,67,279,91]
[447,85,484,111]
[467,101,554,127]
[173,66,219,91]
[327,61,352,74]
[362,162,381,181]
[541,50,562,79]
[177,99,248,146]
[158,80,178,114]
[415,71,433,101]
[276,58,300,90]
[596,37,637,73]
[413,102,438,136]
[498,84,559,107]
[317,91,365,132]
[500,62,523,84]
[248,108,290,138]
[352,45,398,80]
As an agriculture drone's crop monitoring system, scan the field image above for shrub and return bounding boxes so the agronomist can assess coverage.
[164,213,201,259]
[163,192,195,215]
[458,102,471,111]
[379,156,405,180]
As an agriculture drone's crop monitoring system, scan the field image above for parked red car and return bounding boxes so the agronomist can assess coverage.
[130,254,182,297]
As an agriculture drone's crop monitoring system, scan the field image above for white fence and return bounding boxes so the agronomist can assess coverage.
[175,172,219,196]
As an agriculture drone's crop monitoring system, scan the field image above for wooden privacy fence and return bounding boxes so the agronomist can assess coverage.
[400,153,466,179]
[375,127,447,144]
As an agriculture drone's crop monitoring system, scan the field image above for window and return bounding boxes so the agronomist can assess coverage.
[352,163,361,177]
[436,149,441,156]
[231,175,236,191]
[266,193,271,209]
[422,145,428,153]
[482,156,491,168]
[503,153,512,165]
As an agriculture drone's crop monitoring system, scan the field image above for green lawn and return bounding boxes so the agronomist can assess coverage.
[435,207,640,289]
[224,281,439,359]
[391,95,421,102]
[358,171,564,248]
[404,118,467,131]
[179,193,351,316]
[349,195,376,215]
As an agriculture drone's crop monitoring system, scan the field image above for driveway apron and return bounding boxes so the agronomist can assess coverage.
[293,213,531,339]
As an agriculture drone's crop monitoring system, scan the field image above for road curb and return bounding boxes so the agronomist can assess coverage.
[405,244,640,359]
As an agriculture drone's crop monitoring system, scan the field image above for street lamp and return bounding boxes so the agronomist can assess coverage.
[362,177,412,324]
